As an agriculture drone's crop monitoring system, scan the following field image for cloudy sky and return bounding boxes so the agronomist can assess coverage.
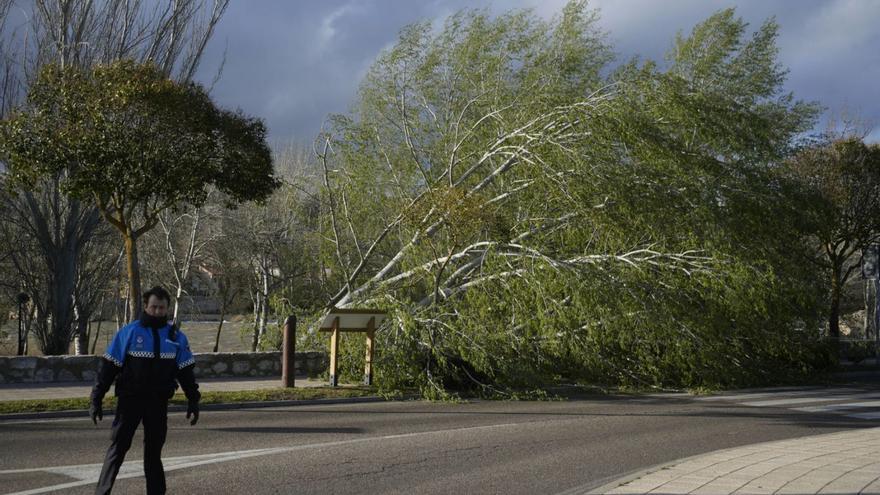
[192,0,880,146]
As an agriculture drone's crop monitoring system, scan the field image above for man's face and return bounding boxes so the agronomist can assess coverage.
[145,295,169,318]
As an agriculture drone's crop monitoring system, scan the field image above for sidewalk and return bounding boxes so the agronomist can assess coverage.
[587,427,880,495]
[0,376,330,402]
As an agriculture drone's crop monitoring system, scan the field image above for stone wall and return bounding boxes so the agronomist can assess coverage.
[0,351,328,384]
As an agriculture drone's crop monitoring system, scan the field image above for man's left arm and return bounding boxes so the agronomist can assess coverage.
[175,331,200,426]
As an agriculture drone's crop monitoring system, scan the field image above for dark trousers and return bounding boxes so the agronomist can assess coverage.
[95,395,169,495]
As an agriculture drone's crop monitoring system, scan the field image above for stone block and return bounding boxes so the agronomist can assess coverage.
[33,368,55,382]
[0,351,329,383]
[57,369,77,382]
[10,357,37,370]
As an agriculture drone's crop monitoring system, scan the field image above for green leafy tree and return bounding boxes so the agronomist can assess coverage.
[319,3,826,395]
[0,60,279,317]
[784,138,880,339]
[0,0,230,355]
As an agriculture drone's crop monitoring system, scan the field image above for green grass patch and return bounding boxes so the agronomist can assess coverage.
[0,386,378,415]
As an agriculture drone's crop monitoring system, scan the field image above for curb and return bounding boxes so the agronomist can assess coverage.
[0,395,394,422]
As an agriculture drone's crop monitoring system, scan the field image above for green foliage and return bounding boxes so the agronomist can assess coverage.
[321,2,830,396]
[0,60,280,315]
[0,61,278,209]
[783,137,880,337]
[785,138,880,246]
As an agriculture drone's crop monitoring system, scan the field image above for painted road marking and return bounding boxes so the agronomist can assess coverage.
[698,387,880,422]
[795,400,880,413]
[1,421,522,495]
[695,387,861,402]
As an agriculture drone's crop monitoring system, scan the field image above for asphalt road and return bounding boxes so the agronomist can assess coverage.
[1,387,877,495]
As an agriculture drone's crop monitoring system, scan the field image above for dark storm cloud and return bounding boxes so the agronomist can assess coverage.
[194,0,880,145]
[194,0,476,145]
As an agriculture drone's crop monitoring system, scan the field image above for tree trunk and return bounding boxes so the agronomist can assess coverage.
[251,292,262,352]
[114,284,122,330]
[213,308,225,353]
[72,298,90,355]
[91,318,103,354]
[865,280,876,341]
[173,285,184,323]
[829,268,842,339]
[123,232,142,319]
[73,319,88,355]
[258,270,270,348]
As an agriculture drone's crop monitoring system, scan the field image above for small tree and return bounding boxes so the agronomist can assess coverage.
[786,137,880,339]
[0,60,279,317]
[0,0,231,354]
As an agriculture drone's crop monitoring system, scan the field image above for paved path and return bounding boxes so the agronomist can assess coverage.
[589,427,880,494]
[586,386,880,494]
[0,376,330,401]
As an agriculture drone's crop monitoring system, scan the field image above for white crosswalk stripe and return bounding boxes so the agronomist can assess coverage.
[699,387,880,421]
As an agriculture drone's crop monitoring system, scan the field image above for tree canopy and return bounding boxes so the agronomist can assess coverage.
[0,60,279,316]
[316,2,829,396]
[784,137,880,339]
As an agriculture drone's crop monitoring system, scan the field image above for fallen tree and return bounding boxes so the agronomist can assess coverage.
[315,3,830,396]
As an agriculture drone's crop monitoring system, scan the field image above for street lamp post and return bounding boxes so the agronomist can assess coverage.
[16,292,29,356]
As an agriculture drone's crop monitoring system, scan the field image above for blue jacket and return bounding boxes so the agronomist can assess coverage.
[94,320,199,401]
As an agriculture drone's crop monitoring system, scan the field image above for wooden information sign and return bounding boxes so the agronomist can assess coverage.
[319,308,387,386]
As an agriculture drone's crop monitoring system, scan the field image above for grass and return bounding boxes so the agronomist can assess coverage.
[0,386,378,415]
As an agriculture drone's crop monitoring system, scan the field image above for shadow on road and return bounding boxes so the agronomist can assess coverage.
[223,394,880,431]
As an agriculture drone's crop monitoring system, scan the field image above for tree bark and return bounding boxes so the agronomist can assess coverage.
[73,318,88,355]
[258,268,270,348]
[123,232,142,318]
[829,266,842,339]
[250,291,262,352]
[213,310,225,353]
[90,318,103,354]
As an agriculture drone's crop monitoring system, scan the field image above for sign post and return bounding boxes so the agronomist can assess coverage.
[319,308,387,387]
[281,315,297,388]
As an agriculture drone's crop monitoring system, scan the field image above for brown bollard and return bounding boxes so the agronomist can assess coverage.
[281,315,296,388]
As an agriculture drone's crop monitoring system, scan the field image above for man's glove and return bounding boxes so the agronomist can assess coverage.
[186,400,199,426]
[90,357,119,425]
[89,397,103,425]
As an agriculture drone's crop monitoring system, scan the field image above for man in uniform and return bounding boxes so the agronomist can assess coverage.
[90,286,201,495]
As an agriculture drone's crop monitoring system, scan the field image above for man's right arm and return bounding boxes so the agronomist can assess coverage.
[90,326,129,424]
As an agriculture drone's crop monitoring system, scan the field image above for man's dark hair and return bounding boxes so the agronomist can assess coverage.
[143,286,171,305]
